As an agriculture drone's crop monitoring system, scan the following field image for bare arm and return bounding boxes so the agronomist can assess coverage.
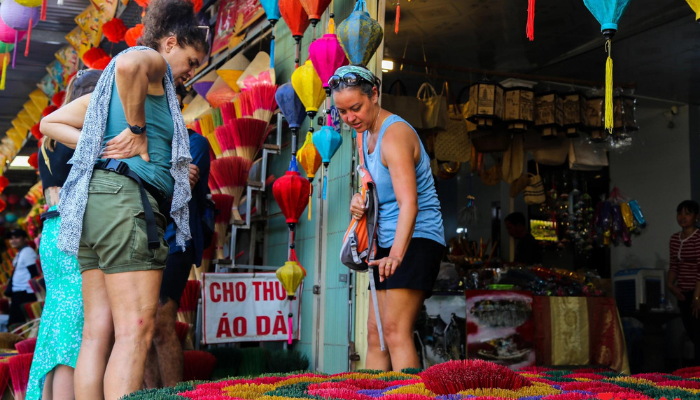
[39,94,91,149]
[368,122,420,281]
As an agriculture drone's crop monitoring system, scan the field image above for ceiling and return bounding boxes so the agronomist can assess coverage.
[382,0,700,104]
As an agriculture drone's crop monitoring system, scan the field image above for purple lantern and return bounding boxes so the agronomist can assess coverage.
[309,33,348,93]
[0,0,39,66]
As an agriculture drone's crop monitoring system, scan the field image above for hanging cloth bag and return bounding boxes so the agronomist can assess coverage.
[382,80,423,129]
[524,164,547,205]
[339,133,386,352]
[435,82,471,162]
[569,140,608,171]
[417,82,448,130]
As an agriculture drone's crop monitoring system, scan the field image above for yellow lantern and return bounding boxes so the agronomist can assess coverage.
[291,60,326,118]
[296,130,322,220]
[276,260,304,299]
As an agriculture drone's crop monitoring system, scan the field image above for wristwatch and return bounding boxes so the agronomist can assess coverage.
[128,124,147,134]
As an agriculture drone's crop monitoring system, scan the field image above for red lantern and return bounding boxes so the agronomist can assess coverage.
[102,18,127,43]
[28,152,38,170]
[190,0,202,13]
[82,47,109,68]
[125,24,145,47]
[52,91,65,107]
[30,124,41,140]
[134,0,148,8]
[42,105,57,117]
[272,162,311,227]
[299,0,332,27]
[0,199,6,213]
[0,176,9,191]
[279,0,309,67]
[91,56,112,70]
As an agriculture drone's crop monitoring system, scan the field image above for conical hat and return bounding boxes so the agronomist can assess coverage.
[206,77,236,109]
[182,95,212,125]
[192,71,218,98]
[216,53,249,92]
[236,52,275,91]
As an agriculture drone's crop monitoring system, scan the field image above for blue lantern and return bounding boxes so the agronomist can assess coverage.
[312,126,343,200]
[336,0,383,66]
[582,0,630,133]
[260,0,281,68]
[276,82,307,156]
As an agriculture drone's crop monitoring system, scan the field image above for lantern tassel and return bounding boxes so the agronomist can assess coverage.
[605,40,613,133]
[288,311,293,345]
[0,54,7,91]
[527,0,535,41]
[328,17,335,34]
[25,19,33,57]
[41,0,47,21]
[322,166,327,201]
[269,25,275,69]
[12,31,17,69]
[395,2,400,34]
[308,186,312,220]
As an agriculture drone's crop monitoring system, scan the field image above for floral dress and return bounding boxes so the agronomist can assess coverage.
[27,206,83,400]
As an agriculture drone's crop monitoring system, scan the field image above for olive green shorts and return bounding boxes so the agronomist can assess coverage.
[78,169,169,274]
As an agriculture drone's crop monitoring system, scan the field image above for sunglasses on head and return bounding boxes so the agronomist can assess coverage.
[328,72,371,90]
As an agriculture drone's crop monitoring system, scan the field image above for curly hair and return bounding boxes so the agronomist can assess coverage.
[139,0,209,54]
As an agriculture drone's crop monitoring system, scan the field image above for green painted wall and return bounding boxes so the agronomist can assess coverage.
[267,0,359,374]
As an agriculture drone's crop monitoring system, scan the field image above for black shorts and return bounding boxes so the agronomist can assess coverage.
[371,237,445,298]
[159,245,195,305]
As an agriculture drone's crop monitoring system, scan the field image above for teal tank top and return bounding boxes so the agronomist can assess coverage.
[101,81,175,198]
[362,115,446,248]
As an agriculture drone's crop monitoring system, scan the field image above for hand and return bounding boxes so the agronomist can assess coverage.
[101,127,149,162]
[350,193,366,220]
[669,285,686,301]
[369,255,402,282]
[189,163,200,188]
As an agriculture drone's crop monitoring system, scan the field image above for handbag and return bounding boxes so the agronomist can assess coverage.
[531,136,570,166]
[435,83,470,162]
[569,140,608,171]
[417,83,448,130]
[524,164,546,205]
[382,80,423,129]
[501,134,523,184]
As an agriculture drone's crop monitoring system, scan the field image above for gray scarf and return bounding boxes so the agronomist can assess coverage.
[58,46,192,255]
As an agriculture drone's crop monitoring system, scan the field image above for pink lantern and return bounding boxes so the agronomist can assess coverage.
[0,0,40,63]
[0,17,25,45]
[309,33,348,91]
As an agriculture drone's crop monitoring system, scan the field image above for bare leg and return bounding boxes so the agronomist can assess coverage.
[143,344,161,389]
[103,270,162,400]
[153,299,183,387]
[382,289,426,371]
[52,365,75,400]
[42,369,54,400]
[75,270,114,400]
[365,290,391,371]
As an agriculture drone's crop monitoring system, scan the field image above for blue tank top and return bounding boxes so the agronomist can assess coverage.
[100,80,175,198]
[362,115,445,248]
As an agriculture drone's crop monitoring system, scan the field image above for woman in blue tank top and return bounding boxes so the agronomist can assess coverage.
[331,65,446,371]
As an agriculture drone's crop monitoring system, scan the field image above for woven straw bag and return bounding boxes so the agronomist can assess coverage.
[524,164,546,205]
[417,83,448,130]
[435,83,470,162]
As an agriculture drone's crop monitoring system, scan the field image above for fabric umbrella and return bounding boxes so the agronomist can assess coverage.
[0,0,39,63]
[260,0,281,68]
[279,0,309,68]
[275,256,304,344]
[336,0,383,66]
[275,82,307,155]
[296,130,322,220]
[687,0,700,21]
[312,126,342,200]
[583,0,631,133]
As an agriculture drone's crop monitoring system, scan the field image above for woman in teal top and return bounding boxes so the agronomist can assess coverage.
[331,65,446,372]
[39,0,208,398]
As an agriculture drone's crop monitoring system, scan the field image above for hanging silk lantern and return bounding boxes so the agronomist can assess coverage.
[0,17,24,45]
[125,24,145,47]
[276,82,307,155]
[336,0,383,66]
[299,0,331,27]
[14,0,43,22]
[309,32,348,92]
[0,0,40,61]
[535,92,564,139]
[276,259,303,344]
[291,60,325,118]
[260,0,280,69]
[582,0,631,134]
[296,130,322,220]
[103,18,127,44]
[686,0,699,21]
[312,126,342,200]
[279,0,310,68]
[272,159,311,265]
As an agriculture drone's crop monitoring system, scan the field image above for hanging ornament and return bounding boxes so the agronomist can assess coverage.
[260,0,281,69]
[686,0,700,21]
[14,0,44,22]
[395,0,400,34]
[312,126,342,200]
[299,0,332,38]
[275,82,307,156]
[0,0,40,62]
[336,0,383,66]
[52,91,65,107]
[0,17,24,45]
[28,152,38,169]
[125,24,145,47]
[275,256,304,345]
[272,159,311,260]
[527,0,535,41]
[296,130,322,220]
[582,0,631,134]
[82,47,109,69]
[309,30,348,95]
[279,0,310,68]
[291,60,325,119]
[103,18,127,44]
